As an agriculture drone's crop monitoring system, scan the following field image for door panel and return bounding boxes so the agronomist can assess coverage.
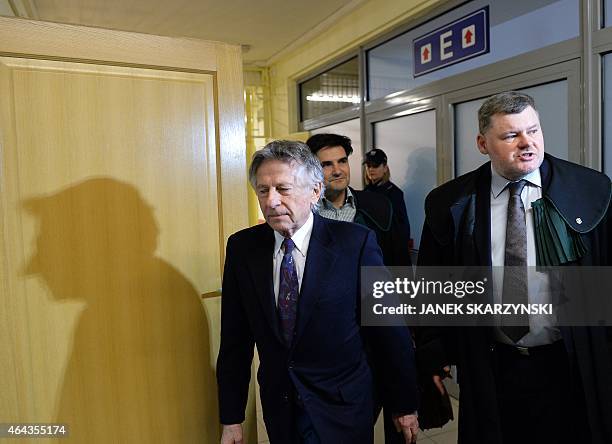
[0,18,250,444]
[1,56,220,444]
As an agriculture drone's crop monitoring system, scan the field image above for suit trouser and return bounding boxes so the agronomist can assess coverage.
[295,404,321,444]
[492,340,590,444]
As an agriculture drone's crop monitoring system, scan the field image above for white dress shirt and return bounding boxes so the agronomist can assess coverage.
[272,211,314,306]
[490,166,561,346]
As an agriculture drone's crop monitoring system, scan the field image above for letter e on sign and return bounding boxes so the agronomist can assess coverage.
[440,31,453,60]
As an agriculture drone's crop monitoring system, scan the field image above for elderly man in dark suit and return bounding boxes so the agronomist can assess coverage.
[217,140,419,444]
[418,91,612,443]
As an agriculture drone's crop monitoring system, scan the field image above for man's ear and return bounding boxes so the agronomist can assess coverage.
[476,133,488,155]
[311,183,323,202]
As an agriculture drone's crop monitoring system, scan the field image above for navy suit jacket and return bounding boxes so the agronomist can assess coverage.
[217,213,418,443]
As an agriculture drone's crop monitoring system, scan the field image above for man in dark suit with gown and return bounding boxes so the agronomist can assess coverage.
[417,91,612,443]
[217,140,419,443]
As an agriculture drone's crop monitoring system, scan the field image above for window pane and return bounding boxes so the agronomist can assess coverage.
[373,110,437,249]
[368,0,579,100]
[603,54,612,178]
[311,118,363,187]
[454,80,569,176]
[300,58,359,121]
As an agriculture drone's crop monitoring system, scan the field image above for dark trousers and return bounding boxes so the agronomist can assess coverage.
[493,340,590,444]
[295,403,321,444]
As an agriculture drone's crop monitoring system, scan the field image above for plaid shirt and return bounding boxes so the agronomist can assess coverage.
[317,187,357,222]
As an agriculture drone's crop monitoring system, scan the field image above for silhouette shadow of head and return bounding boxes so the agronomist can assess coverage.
[23,177,217,443]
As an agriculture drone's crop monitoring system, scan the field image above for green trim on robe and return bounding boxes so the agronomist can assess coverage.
[532,197,587,266]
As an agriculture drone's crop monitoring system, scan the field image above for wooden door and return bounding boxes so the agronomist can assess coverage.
[0,17,250,443]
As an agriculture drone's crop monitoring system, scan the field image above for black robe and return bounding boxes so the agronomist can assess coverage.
[364,180,411,243]
[351,187,412,267]
[417,154,612,444]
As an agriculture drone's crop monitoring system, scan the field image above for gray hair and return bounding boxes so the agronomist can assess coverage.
[478,91,537,134]
[249,140,325,210]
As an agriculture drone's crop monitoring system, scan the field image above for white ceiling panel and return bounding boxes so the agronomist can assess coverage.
[30,0,359,63]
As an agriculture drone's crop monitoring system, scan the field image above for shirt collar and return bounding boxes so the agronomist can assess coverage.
[490,165,542,199]
[273,211,313,258]
[320,187,355,209]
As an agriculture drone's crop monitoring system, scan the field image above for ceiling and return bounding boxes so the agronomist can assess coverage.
[0,0,363,64]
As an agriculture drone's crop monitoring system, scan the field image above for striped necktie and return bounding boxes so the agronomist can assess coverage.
[502,179,530,342]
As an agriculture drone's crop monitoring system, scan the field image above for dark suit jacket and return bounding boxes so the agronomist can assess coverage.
[417,154,612,444]
[217,213,418,443]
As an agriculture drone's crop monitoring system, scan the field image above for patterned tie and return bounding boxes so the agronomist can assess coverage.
[278,238,299,346]
[502,180,530,342]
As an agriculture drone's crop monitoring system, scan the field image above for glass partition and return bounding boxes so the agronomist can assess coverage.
[603,54,612,177]
[373,110,437,249]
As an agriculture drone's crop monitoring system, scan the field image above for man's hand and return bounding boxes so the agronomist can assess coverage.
[220,424,243,444]
[393,413,419,443]
[433,365,451,395]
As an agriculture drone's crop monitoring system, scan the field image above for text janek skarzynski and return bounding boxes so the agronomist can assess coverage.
[370,277,553,316]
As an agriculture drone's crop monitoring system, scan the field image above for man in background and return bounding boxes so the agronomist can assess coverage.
[306,133,411,267]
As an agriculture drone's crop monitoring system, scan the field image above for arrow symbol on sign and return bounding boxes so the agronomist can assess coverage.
[465,29,472,44]
[423,47,430,60]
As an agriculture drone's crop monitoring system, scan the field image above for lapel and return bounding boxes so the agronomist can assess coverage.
[247,224,284,345]
[448,164,492,266]
[539,154,610,233]
[293,214,338,347]
[540,155,552,194]
[474,165,492,266]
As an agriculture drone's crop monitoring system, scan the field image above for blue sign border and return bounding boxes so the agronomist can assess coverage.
[413,6,490,78]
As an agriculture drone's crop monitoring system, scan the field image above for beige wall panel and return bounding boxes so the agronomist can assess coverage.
[0,57,222,443]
